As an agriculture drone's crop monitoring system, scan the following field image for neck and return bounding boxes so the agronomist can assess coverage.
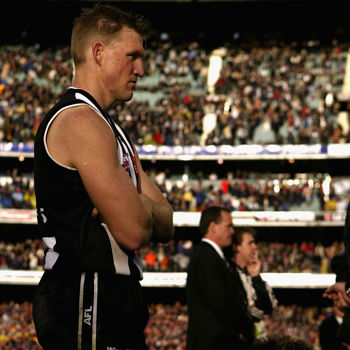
[234,255,246,269]
[72,71,113,111]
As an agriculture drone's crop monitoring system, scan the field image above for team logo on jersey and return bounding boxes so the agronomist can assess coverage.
[122,154,131,177]
[122,154,138,183]
[131,155,138,176]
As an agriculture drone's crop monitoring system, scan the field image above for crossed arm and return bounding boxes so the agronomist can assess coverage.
[132,146,174,243]
[46,105,174,250]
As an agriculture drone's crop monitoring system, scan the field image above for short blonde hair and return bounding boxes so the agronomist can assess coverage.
[71,3,152,66]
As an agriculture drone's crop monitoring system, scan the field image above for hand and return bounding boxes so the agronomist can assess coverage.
[323,282,345,302]
[246,252,261,277]
[323,282,350,312]
[341,342,350,350]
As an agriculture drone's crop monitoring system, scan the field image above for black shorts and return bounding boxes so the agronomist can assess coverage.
[33,270,149,350]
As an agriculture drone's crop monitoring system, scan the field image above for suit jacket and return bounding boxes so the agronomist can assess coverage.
[332,202,350,346]
[341,201,350,284]
[186,241,254,350]
[232,263,276,319]
[319,315,345,350]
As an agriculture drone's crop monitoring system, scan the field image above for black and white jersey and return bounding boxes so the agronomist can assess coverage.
[34,87,143,279]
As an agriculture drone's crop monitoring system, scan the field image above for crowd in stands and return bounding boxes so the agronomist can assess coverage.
[151,169,349,213]
[0,300,335,349]
[1,169,349,213]
[1,38,349,147]
[107,39,350,147]
[0,239,45,271]
[263,304,325,348]
[207,40,349,146]
[137,239,345,274]
[0,237,344,274]
[258,240,344,273]
[146,302,188,350]
[0,301,41,350]
[0,169,35,210]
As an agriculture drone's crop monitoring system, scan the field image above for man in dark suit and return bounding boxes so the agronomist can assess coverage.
[319,305,346,350]
[186,206,254,350]
[323,203,350,348]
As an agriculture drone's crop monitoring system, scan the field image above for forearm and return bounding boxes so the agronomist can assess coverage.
[137,165,174,242]
[141,194,174,243]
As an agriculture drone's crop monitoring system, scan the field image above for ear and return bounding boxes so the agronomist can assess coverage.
[207,221,217,236]
[91,41,104,66]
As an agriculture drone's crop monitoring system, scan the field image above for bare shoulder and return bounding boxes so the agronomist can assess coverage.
[47,105,115,168]
[54,105,109,133]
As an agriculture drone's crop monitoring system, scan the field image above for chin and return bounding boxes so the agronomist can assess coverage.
[125,91,134,101]
[117,93,133,102]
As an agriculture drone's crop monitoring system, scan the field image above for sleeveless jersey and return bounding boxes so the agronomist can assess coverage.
[34,87,143,279]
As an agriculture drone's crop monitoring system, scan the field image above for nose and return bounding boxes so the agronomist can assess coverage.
[134,59,144,78]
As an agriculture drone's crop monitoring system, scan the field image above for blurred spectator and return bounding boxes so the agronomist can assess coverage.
[0,238,344,274]
[0,39,349,147]
[3,170,348,213]
[0,239,45,270]
[0,301,339,349]
[0,301,42,350]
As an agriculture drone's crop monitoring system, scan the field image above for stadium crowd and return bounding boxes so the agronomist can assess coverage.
[0,38,349,147]
[0,301,41,350]
[0,169,35,210]
[1,169,349,213]
[0,239,44,271]
[152,169,348,213]
[0,237,344,274]
[139,239,345,273]
[0,300,335,350]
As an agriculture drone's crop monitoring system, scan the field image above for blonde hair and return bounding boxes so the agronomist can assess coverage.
[71,3,152,66]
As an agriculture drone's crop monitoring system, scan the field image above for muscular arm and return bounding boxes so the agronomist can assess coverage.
[133,145,174,243]
[46,106,152,250]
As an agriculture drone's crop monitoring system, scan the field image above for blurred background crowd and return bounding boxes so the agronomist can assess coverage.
[1,167,349,213]
[0,38,349,147]
[0,237,345,274]
[0,300,336,350]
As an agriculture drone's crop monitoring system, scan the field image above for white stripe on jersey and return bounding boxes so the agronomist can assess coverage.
[78,272,86,350]
[102,223,143,278]
[92,272,98,350]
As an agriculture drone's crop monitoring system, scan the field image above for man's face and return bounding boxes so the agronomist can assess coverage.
[236,233,257,266]
[100,26,145,102]
[212,210,234,249]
